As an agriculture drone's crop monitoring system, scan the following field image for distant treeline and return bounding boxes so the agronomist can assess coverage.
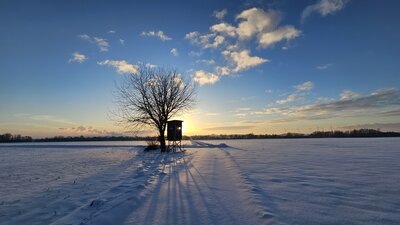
[188,129,400,140]
[1,129,400,143]
[0,134,154,143]
[0,133,33,142]
[35,135,155,142]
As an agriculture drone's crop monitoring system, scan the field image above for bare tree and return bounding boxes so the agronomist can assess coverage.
[114,65,196,152]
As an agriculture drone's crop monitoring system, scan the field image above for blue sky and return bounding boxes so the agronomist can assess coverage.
[1,0,399,137]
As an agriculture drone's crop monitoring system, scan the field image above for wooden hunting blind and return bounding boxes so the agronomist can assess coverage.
[167,120,183,152]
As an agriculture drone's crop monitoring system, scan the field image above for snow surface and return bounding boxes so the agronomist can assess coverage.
[0,138,399,225]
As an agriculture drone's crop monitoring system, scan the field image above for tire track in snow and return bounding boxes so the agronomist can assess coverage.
[192,140,280,224]
[50,151,194,225]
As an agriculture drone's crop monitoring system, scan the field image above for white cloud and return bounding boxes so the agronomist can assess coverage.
[184,7,300,84]
[119,38,125,45]
[140,30,172,41]
[77,34,109,52]
[210,23,237,37]
[145,63,157,68]
[93,37,110,52]
[276,82,313,104]
[302,0,349,22]
[170,48,179,56]
[254,107,284,115]
[108,30,116,34]
[215,66,230,75]
[316,63,333,70]
[98,60,138,74]
[213,9,227,20]
[294,81,314,91]
[236,8,280,40]
[204,35,225,48]
[259,26,300,48]
[193,70,220,85]
[222,49,268,72]
[185,31,200,41]
[185,32,222,49]
[78,34,91,41]
[68,52,88,63]
[276,93,305,104]
[340,90,360,100]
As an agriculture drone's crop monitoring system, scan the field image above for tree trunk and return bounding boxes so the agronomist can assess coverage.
[159,129,167,152]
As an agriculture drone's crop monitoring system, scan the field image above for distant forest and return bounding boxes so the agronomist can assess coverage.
[1,129,400,143]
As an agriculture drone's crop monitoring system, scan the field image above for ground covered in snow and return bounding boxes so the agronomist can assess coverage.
[0,138,399,225]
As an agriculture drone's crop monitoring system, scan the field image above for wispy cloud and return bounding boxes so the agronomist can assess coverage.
[378,108,400,117]
[205,125,255,131]
[58,126,132,136]
[240,96,256,101]
[259,88,400,122]
[276,93,305,104]
[68,52,87,63]
[316,63,333,70]
[189,51,203,57]
[340,90,360,100]
[14,113,76,125]
[93,37,110,52]
[170,48,179,56]
[294,81,314,91]
[259,26,300,48]
[196,59,216,65]
[145,63,157,69]
[119,38,125,45]
[185,32,225,49]
[98,60,138,74]
[77,34,110,52]
[78,34,90,41]
[213,9,227,20]
[276,81,314,104]
[302,0,349,22]
[205,112,220,116]
[140,30,172,41]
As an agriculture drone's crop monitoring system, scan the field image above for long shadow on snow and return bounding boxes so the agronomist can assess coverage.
[2,147,189,225]
[136,149,242,225]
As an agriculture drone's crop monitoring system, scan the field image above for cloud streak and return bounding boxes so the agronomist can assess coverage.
[98,60,138,74]
[68,52,87,63]
[140,30,172,41]
[170,48,179,56]
[78,34,110,52]
[259,88,400,122]
[294,81,314,91]
[302,0,349,22]
[213,9,227,20]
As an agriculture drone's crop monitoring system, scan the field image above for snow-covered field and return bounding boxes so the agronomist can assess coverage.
[0,138,399,225]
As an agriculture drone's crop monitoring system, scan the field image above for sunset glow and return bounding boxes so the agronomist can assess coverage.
[0,0,399,137]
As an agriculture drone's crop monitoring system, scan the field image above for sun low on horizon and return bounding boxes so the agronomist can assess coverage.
[1,0,400,138]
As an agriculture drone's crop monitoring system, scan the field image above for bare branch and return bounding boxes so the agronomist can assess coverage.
[112,64,197,151]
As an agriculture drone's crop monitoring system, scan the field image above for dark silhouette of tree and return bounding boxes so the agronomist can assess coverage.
[113,65,196,152]
[0,133,32,142]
